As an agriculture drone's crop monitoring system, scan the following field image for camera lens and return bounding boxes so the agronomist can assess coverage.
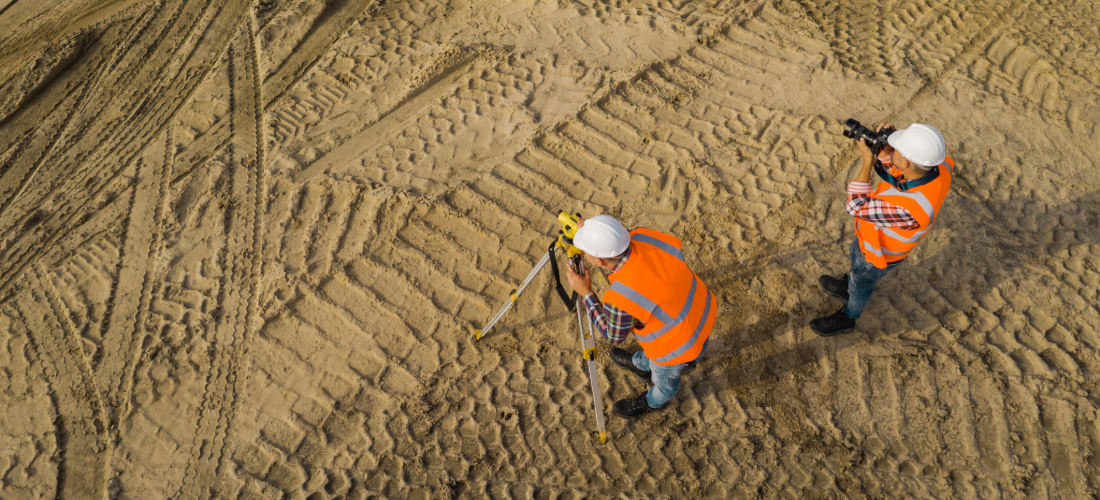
[841,118,891,155]
[843,118,860,139]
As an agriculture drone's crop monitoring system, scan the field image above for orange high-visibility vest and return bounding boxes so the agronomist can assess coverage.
[602,228,717,365]
[856,157,954,268]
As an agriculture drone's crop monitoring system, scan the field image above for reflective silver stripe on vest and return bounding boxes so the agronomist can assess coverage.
[631,233,685,263]
[610,278,697,343]
[863,239,907,257]
[879,187,935,223]
[608,281,672,325]
[862,239,884,257]
[940,160,952,173]
[654,290,713,364]
[881,225,931,244]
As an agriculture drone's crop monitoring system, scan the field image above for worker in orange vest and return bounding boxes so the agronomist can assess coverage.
[811,123,954,336]
[565,216,717,418]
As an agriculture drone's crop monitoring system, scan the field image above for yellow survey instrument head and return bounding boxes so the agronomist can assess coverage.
[557,210,580,238]
[555,211,584,260]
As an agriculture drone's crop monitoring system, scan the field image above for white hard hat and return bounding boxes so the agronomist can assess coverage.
[573,215,630,258]
[887,123,946,167]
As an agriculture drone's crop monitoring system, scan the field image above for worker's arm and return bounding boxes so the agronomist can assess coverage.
[566,261,634,344]
[582,294,635,345]
[847,155,921,229]
[848,123,919,229]
[846,185,921,229]
[852,123,894,183]
[853,137,876,184]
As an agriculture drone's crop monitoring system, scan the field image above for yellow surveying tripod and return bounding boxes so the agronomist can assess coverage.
[475,210,609,443]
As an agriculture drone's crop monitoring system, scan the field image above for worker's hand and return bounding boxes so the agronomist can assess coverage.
[876,122,895,158]
[566,261,593,296]
[857,137,874,165]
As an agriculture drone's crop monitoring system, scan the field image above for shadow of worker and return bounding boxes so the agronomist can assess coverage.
[683,187,1100,402]
[865,186,1100,342]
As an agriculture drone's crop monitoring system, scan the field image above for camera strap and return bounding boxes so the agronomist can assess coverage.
[874,160,939,192]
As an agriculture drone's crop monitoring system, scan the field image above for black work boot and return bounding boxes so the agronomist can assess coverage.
[810,306,856,337]
[613,392,662,419]
[818,274,850,302]
[610,347,652,383]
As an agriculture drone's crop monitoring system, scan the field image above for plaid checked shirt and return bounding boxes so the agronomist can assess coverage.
[582,248,636,345]
[846,156,921,230]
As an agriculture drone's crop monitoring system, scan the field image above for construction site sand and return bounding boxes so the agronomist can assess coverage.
[1,0,1099,498]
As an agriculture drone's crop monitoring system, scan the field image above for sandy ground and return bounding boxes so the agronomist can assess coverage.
[1,0,1099,498]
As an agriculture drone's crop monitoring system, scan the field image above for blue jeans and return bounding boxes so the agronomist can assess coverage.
[845,238,902,319]
[631,340,707,408]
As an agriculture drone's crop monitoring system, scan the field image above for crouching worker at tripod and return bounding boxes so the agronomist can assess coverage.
[564,216,717,418]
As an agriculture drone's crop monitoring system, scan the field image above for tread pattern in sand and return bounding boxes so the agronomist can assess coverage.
[795,0,1013,83]
[97,129,174,424]
[0,0,254,301]
[11,264,110,499]
[964,29,1100,137]
[3,0,1100,498]
[0,307,59,499]
[231,279,424,498]
[175,20,267,498]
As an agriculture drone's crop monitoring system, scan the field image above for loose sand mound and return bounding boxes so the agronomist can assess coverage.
[1,0,1099,498]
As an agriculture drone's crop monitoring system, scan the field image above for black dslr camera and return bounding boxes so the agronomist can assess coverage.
[842,119,894,156]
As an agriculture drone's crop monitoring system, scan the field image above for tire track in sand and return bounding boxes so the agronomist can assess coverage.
[261,0,378,114]
[0,12,142,226]
[46,231,122,365]
[0,0,253,304]
[97,128,173,427]
[0,0,145,86]
[169,0,380,186]
[290,46,487,186]
[234,279,423,498]
[176,19,265,499]
[13,0,380,289]
[13,263,110,499]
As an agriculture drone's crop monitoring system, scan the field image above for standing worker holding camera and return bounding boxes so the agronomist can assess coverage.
[564,216,716,418]
[811,121,954,336]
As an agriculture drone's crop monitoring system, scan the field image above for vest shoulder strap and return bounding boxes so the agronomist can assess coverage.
[629,230,685,264]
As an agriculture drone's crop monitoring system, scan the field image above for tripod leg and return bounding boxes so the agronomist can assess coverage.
[475,251,552,340]
[576,297,609,443]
